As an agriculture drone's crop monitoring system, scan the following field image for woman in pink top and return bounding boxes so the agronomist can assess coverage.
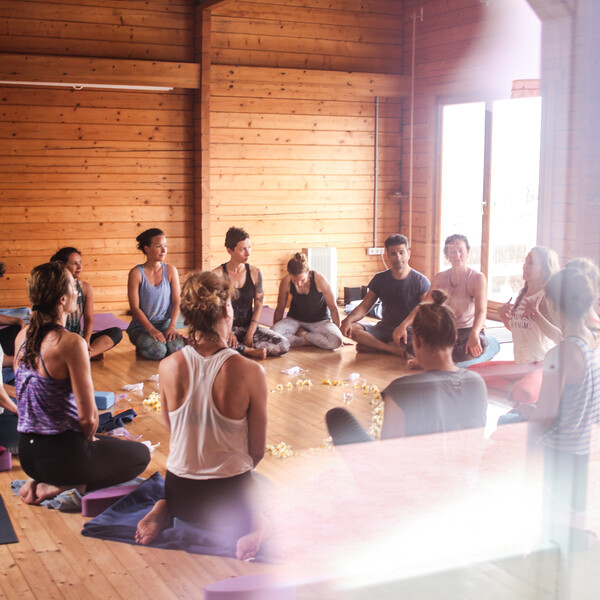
[394,234,489,364]
[135,271,269,561]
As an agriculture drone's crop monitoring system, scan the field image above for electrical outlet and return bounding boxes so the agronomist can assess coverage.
[366,247,385,255]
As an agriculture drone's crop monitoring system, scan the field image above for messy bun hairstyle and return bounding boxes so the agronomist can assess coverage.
[287,252,309,276]
[136,228,164,253]
[545,268,595,321]
[50,246,81,264]
[412,289,457,349]
[22,262,71,366]
[181,271,236,344]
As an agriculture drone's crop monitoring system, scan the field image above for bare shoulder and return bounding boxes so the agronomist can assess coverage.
[249,264,261,279]
[212,265,225,277]
[470,269,487,291]
[223,352,265,379]
[165,262,179,277]
[80,280,93,295]
[159,350,188,381]
[128,265,142,281]
[430,271,445,287]
[57,329,88,354]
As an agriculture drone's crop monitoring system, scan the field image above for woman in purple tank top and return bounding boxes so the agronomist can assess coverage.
[15,262,150,505]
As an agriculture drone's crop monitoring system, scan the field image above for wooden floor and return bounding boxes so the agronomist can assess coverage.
[1,327,599,599]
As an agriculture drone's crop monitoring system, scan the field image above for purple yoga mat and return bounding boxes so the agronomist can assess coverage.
[92,313,130,332]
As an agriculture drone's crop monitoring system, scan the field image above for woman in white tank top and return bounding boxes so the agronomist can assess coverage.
[135,271,269,561]
[472,246,561,412]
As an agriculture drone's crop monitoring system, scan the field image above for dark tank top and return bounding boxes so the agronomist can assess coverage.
[287,271,329,323]
[222,263,254,328]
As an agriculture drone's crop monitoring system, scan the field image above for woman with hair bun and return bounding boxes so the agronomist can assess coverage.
[135,271,269,561]
[50,246,122,360]
[127,228,185,360]
[271,252,343,350]
[327,290,487,444]
[14,262,150,505]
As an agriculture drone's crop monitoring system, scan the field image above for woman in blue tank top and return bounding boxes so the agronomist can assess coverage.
[127,228,185,360]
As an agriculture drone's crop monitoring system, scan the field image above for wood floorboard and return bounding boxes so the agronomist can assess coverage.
[1,324,597,598]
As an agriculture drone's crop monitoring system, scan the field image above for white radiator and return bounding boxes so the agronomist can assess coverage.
[302,247,338,299]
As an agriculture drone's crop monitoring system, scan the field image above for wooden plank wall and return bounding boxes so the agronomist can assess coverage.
[400,0,543,274]
[208,0,407,301]
[0,0,195,313]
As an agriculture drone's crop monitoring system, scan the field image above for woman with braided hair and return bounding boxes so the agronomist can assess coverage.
[14,262,150,504]
[135,271,269,561]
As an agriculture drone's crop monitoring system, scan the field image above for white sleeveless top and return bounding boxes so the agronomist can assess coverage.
[166,345,254,480]
[511,289,555,363]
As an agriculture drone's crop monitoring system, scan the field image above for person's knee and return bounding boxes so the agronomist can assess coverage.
[167,337,186,355]
[139,343,168,360]
[108,327,123,346]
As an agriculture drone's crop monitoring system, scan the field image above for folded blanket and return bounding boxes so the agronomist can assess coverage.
[82,472,270,561]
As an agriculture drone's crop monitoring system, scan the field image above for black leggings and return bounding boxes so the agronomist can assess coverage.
[0,324,20,357]
[18,430,150,492]
[165,470,254,538]
[91,326,123,347]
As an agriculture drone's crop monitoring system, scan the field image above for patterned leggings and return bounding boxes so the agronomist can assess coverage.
[127,319,186,360]
[271,317,343,350]
[232,325,289,357]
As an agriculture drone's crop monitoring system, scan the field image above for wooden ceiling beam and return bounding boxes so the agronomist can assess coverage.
[0,53,201,89]
[212,64,410,99]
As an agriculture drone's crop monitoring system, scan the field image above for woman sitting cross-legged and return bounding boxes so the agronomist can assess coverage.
[271,252,343,350]
[15,262,150,505]
[135,271,270,561]
[50,247,123,361]
[327,290,488,445]
[127,228,185,360]
[394,234,490,366]
[470,247,561,422]
[213,227,289,359]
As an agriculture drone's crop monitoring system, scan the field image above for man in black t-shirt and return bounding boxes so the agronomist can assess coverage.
[340,234,429,355]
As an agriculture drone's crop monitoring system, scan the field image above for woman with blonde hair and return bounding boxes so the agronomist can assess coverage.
[271,252,343,350]
[135,271,269,561]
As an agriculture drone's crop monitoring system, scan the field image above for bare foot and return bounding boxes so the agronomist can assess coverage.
[236,530,262,561]
[135,499,169,545]
[386,342,407,358]
[243,347,267,360]
[407,358,422,370]
[19,480,38,504]
[19,480,77,505]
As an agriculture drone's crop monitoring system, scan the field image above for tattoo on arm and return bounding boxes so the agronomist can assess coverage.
[255,270,264,303]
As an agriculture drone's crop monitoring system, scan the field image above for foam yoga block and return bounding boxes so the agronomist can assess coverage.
[204,574,296,600]
[94,391,115,410]
[82,483,141,517]
[0,449,12,472]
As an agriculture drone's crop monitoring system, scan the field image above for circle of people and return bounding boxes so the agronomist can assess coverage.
[1,226,598,561]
